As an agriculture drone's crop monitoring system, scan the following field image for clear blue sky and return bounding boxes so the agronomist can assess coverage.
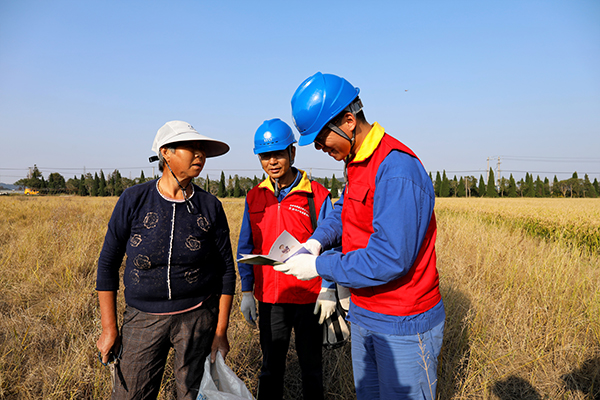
[1,0,599,184]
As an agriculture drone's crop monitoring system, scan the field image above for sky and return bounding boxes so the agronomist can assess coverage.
[1,0,599,185]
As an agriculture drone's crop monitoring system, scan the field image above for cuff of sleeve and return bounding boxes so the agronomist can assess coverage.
[315,255,333,283]
[321,278,336,289]
[310,231,329,250]
[241,280,254,293]
[95,281,119,292]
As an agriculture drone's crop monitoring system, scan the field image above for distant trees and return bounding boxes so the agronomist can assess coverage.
[15,165,46,190]
[91,173,99,196]
[456,177,466,197]
[434,171,442,196]
[112,170,124,196]
[583,174,598,198]
[440,171,450,197]
[552,176,561,197]
[486,168,498,198]
[429,170,598,198]
[233,176,242,198]
[47,172,66,194]
[12,165,598,199]
[478,176,486,197]
[330,174,340,198]
[465,176,477,197]
[99,170,107,196]
[13,166,134,196]
[525,173,535,197]
[61,169,127,196]
[217,172,227,197]
[78,174,88,196]
[507,174,517,197]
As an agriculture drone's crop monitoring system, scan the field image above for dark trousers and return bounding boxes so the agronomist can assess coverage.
[257,302,324,400]
[112,297,218,400]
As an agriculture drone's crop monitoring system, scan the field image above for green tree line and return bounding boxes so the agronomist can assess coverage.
[16,165,599,199]
[207,172,342,199]
[15,165,129,196]
[13,166,345,198]
[431,169,599,198]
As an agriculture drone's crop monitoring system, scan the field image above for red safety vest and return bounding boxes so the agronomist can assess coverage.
[246,171,331,304]
[343,133,441,316]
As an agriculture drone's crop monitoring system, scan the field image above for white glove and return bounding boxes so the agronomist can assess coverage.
[240,291,257,328]
[314,287,337,324]
[273,253,318,281]
[337,284,351,312]
[303,239,322,256]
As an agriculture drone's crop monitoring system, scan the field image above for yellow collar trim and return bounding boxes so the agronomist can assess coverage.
[258,169,312,193]
[352,122,385,163]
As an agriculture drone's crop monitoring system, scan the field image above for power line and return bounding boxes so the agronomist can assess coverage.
[501,170,600,174]
[495,156,600,163]
[431,169,600,175]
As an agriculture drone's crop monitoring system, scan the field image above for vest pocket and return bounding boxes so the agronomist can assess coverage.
[346,183,370,204]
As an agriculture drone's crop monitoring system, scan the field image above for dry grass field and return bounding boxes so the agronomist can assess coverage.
[0,195,598,399]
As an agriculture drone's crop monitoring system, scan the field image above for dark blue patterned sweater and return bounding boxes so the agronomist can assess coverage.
[96,179,236,313]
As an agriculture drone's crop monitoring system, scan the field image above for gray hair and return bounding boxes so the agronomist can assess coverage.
[158,146,176,172]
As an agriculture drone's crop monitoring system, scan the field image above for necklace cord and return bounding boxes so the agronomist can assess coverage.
[163,159,197,214]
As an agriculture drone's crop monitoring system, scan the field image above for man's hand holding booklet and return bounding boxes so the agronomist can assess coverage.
[237,230,310,266]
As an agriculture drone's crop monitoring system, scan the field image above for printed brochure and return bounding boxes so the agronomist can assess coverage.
[237,230,308,265]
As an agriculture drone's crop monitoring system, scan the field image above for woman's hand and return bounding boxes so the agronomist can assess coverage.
[97,326,121,364]
[97,291,120,364]
[210,332,230,362]
[211,294,233,362]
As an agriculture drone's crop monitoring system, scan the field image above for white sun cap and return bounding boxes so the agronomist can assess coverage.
[151,120,230,158]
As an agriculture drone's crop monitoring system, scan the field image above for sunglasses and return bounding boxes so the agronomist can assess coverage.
[314,129,331,150]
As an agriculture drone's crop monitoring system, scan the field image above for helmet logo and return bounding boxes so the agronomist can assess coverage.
[263,131,273,142]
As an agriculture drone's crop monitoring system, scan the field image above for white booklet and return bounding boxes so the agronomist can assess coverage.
[237,230,309,266]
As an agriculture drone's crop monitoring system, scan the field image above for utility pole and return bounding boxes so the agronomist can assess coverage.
[486,157,490,182]
[496,156,502,186]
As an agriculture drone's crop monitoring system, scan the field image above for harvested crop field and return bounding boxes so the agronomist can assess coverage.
[0,196,598,399]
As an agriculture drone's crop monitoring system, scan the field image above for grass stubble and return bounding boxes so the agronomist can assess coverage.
[0,196,598,399]
[436,198,600,399]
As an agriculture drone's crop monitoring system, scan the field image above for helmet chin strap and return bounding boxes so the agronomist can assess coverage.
[327,120,357,172]
[327,99,362,187]
[327,98,362,160]
[343,136,354,186]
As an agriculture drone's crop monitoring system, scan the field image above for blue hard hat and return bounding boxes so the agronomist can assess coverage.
[291,72,360,146]
[253,118,297,155]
